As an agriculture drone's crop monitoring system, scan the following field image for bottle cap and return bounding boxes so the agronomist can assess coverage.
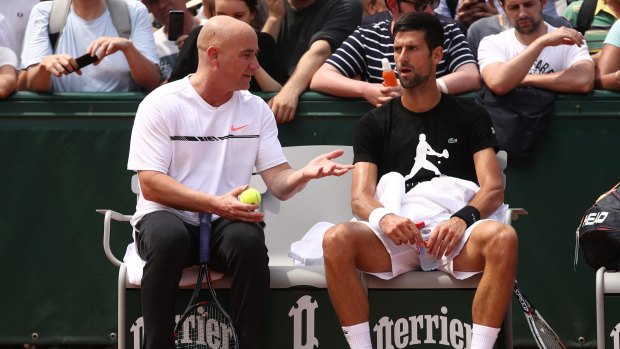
[381,58,392,72]
[415,221,425,229]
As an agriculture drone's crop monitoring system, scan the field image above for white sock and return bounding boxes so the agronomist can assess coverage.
[470,324,500,349]
[343,322,373,349]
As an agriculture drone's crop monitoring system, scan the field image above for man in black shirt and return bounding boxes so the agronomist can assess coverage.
[322,12,518,349]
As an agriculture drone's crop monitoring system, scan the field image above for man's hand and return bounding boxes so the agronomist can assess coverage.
[211,185,265,222]
[87,37,133,61]
[39,54,80,77]
[457,0,498,27]
[427,217,467,258]
[301,149,355,179]
[175,34,189,49]
[361,82,402,107]
[268,86,300,123]
[379,214,422,246]
[265,0,286,20]
[540,26,585,48]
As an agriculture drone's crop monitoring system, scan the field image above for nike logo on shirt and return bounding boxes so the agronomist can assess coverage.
[231,124,248,132]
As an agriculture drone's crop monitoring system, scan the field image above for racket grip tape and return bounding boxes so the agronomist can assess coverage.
[199,213,212,264]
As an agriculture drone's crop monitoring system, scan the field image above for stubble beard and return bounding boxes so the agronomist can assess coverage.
[514,16,543,34]
[399,70,430,89]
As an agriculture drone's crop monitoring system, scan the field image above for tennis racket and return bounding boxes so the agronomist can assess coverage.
[174,213,239,349]
[513,280,566,349]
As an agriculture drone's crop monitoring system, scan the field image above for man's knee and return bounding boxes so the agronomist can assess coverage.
[323,223,356,261]
[222,222,268,263]
[488,224,518,259]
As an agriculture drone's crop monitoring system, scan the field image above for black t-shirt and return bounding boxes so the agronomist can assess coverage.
[271,0,361,84]
[353,94,498,192]
[169,27,277,91]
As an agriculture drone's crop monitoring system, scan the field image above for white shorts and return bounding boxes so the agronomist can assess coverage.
[360,218,492,280]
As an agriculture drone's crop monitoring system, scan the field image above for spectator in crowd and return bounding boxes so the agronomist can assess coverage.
[322,12,517,349]
[436,0,567,29]
[0,0,41,89]
[595,0,620,89]
[310,0,479,108]
[169,0,281,91]
[0,0,39,60]
[478,0,594,96]
[0,15,17,98]
[454,0,499,29]
[21,0,160,92]
[363,0,388,18]
[142,0,206,82]
[564,0,617,57]
[467,10,572,60]
[188,0,215,19]
[477,0,594,162]
[0,46,17,98]
[128,16,354,349]
[262,0,362,123]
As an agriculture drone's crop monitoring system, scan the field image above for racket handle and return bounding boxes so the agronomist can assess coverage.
[199,213,212,264]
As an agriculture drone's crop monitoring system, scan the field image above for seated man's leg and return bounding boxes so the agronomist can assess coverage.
[323,222,393,349]
[453,220,518,349]
[136,211,200,349]
[209,219,269,349]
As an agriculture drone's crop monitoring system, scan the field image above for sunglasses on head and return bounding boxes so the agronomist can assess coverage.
[399,0,440,11]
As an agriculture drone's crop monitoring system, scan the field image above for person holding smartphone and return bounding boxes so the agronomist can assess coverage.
[20,0,160,92]
[142,0,206,82]
[169,0,282,92]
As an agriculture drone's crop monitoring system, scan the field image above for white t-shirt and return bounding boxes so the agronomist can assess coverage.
[0,47,18,69]
[0,13,17,60]
[153,19,206,81]
[478,23,592,75]
[20,1,159,92]
[153,27,178,82]
[0,0,39,65]
[128,76,287,227]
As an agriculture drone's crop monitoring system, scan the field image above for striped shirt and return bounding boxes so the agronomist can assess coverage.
[326,17,475,83]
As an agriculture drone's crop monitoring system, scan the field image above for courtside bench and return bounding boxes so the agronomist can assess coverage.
[100,145,518,349]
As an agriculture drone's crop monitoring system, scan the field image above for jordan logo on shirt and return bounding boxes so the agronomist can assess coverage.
[403,133,449,181]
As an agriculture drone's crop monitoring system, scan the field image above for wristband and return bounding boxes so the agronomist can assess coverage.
[451,205,480,228]
[436,78,449,94]
[369,207,392,232]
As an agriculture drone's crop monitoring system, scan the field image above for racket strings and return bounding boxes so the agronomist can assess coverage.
[175,303,235,349]
[532,315,567,349]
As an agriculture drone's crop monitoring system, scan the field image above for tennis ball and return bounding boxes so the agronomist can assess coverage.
[239,188,261,205]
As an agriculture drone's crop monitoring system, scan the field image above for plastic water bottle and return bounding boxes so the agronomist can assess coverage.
[381,58,398,87]
[416,222,439,271]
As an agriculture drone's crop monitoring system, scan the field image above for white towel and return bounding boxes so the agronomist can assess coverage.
[123,242,223,286]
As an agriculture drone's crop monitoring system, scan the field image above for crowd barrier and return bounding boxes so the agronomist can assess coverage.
[0,90,619,348]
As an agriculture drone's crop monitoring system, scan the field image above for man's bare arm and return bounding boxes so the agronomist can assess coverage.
[268,39,332,123]
[438,62,481,94]
[138,170,264,222]
[351,162,422,246]
[522,60,594,93]
[482,27,586,95]
[260,149,354,201]
[0,65,17,98]
[310,63,402,106]
[426,147,504,257]
[467,147,505,217]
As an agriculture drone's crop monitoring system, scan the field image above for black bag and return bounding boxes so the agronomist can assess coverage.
[475,85,556,164]
[575,182,620,270]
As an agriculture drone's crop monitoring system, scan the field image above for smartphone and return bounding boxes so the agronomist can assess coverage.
[168,10,184,41]
[72,53,99,73]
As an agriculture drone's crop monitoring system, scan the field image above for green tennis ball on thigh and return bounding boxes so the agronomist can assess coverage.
[239,188,261,205]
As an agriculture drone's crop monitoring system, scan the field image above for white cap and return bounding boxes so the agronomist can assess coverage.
[381,58,392,72]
